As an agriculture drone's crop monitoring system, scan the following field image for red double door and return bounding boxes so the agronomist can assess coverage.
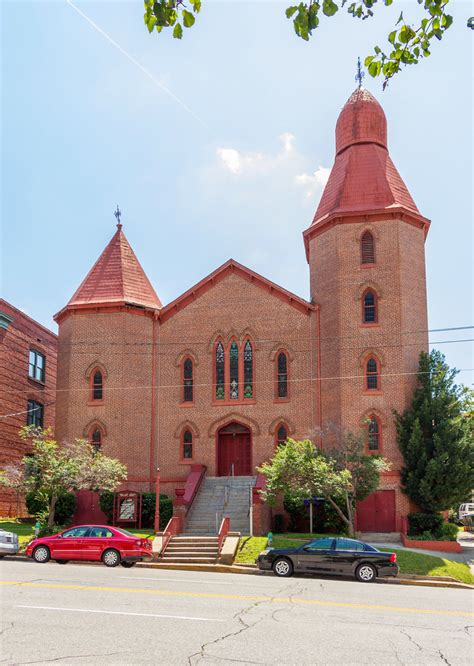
[356,490,396,532]
[217,425,251,476]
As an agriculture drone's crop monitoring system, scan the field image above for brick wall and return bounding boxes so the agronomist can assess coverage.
[0,299,57,516]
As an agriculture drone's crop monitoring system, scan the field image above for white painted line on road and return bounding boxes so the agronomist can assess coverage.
[16,605,225,623]
[120,576,257,587]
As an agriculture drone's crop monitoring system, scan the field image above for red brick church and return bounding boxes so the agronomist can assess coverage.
[54,87,430,535]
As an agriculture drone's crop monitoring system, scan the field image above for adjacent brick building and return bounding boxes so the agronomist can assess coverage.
[0,299,57,516]
[54,87,430,533]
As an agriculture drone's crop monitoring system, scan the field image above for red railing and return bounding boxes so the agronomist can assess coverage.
[217,516,230,555]
[161,516,182,555]
[183,464,206,514]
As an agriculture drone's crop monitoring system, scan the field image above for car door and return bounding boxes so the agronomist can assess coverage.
[53,527,91,560]
[296,538,335,573]
[80,527,115,561]
[330,538,367,574]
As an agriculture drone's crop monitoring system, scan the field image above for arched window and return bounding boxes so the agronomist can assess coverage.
[276,424,288,446]
[363,290,377,324]
[182,430,193,460]
[361,231,375,264]
[366,357,379,390]
[91,428,102,452]
[183,358,193,402]
[277,351,288,399]
[215,342,225,400]
[243,340,253,399]
[229,341,239,400]
[367,416,380,451]
[92,370,103,401]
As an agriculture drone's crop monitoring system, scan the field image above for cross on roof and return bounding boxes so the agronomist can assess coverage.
[114,205,122,229]
[355,57,365,88]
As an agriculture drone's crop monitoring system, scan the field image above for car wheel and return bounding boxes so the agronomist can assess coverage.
[120,561,136,568]
[55,560,68,564]
[273,557,293,577]
[102,549,121,567]
[33,545,50,564]
[356,563,376,582]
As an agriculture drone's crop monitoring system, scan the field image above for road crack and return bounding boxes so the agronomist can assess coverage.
[16,651,127,664]
[438,651,451,666]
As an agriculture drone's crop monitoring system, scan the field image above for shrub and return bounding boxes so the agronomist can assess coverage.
[283,495,305,532]
[273,514,285,533]
[439,522,459,541]
[408,513,443,538]
[38,523,64,537]
[99,490,114,524]
[26,491,76,525]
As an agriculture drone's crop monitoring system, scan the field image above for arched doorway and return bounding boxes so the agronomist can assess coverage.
[217,422,251,476]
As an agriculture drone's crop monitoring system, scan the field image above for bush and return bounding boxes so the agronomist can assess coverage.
[273,514,285,533]
[408,513,443,538]
[26,491,76,525]
[38,523,64,537]
[440,522,459,541]
[283,495,305,532]
[99,491,114,524]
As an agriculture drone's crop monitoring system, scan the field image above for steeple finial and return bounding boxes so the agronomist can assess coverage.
[355,57,365,88]
[114,205,122,230]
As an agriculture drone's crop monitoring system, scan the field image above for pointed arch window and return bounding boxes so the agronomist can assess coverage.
[367,416,380,452]
[276,423,288,447]
[363,290,377,324]
[91,428,102,452]
[182,429,193,460]
[229,341,239,400]
[183,358,193,403]
[243,340,253,399]
[276,351,289,399]
[366,357,379,390]
[361,231,375,264]
[215,342,225,400]
[91,370,103,401]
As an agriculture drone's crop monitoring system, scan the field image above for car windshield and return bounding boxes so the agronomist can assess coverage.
[304,538,334,550]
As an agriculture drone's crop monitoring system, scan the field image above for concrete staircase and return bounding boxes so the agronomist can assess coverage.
[161,536,219,564]
[183,476,256,536]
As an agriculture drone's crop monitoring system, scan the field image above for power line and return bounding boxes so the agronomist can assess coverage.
[1,368,472,410]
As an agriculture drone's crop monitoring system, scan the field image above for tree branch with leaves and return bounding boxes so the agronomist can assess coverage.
[143,0,472,88]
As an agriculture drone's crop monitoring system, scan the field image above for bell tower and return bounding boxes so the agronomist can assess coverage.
[304,87,430,470]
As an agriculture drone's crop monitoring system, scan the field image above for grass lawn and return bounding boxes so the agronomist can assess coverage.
[236,535,474,585]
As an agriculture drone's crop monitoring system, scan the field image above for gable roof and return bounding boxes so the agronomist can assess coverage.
[55,226,161,321]
[159,259,315,323]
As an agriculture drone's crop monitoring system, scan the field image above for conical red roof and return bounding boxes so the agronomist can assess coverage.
[65,226,161,311]
[311,87,420,226]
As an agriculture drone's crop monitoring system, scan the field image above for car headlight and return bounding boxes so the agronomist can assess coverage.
[260,549,271,556]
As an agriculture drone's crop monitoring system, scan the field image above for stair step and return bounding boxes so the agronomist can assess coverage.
[161,556,217,563]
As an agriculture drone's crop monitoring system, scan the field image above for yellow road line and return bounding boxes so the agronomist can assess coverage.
[1,581,472,618]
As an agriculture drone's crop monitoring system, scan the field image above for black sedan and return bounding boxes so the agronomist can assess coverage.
[256,537,398,582]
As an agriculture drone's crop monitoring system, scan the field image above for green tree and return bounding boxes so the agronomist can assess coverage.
[396,350,474,513]
[258,434,389,537]
[143,1,473,88]
[0,427,127,528]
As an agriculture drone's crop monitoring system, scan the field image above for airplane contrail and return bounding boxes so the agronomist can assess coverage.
[65,0,210,131]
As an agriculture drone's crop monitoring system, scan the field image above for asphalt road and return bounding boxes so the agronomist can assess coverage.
[0,559,473,665]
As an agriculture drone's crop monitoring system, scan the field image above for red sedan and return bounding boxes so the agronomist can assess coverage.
[26,525,153,567]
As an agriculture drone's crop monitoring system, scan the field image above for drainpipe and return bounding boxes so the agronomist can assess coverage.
[154,467,161,533]
[149,313,158,488]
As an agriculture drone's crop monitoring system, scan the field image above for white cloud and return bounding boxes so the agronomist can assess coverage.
[215,133,297,177]
[295,166,331,199]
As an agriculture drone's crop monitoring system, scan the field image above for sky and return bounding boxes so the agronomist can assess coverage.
[1,0,473,386]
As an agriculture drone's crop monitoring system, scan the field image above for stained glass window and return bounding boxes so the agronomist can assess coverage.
[361,231,375,264]
[243,340,253,399]
[92,370,103,400]
[366,358,378,390]
[363,291,377,323]
[215,342,225,400]
[277,352,288,398]
[276,424,288,446]
[229,341,239,400]
[91,428,102,451]
[183,358,193,402]
[183,430,193,459]
[368,416,380,451]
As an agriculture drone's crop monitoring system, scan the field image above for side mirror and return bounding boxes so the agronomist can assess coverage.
[56,534,63,538]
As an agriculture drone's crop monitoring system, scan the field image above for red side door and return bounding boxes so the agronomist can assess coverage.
[356,491,396,532]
